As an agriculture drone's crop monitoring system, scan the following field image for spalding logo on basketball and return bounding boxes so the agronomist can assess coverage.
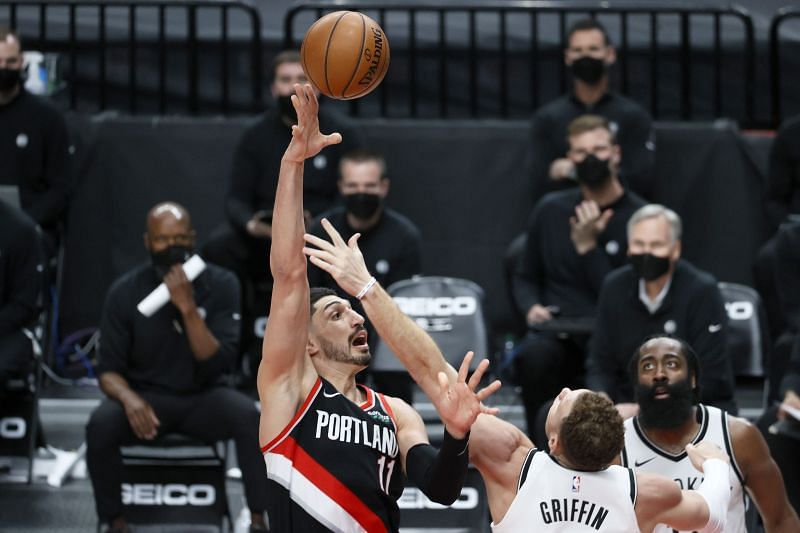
[301,11,391,100]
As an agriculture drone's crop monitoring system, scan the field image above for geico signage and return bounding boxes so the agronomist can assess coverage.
[0,417,26,439]
[725,301,754,321]
[394,297,477,317]
[121,483,216,506]
[398,487,480,510]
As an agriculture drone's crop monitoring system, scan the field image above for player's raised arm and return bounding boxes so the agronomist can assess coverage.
[257,84,341,445]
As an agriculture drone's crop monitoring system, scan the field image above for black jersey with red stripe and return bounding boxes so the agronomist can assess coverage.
[262,377,404,532]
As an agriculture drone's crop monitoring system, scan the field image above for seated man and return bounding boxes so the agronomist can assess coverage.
[307,148,422,402]
[0,201,43,398]
[529,18,653,201]
[624,336,799,531]
[0,28,73,250]
[513,114,646,439]
[85,202,269,533]
[587,204,736,414]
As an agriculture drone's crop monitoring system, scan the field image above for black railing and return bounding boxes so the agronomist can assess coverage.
[0,0,263,114]
[284,0,757,125]
[770,5,800,127]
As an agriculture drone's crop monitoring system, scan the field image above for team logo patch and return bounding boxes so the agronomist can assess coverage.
[571,475,581,493]
[605,240,620,255]
[664,319,677,334]
[16,133,28,148]
[368,410,391,425]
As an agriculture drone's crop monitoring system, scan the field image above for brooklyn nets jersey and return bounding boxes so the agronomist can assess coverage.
[262,377,404,532]
[622,404,746,533]
[491,450,639,532]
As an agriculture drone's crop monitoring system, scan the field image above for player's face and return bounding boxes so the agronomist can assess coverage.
[636,338,691,392]
[567,127,620,168]
[271,62,308,98]
[565,29,614,65]
[338,161,388,198]
[310,295,371,366]
[545,388,589,435]
[0,35,22,70]
[627,215,681,261]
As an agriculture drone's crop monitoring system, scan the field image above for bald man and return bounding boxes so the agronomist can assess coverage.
[85,202,269,533]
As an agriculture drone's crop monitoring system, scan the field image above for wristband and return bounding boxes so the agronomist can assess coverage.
[356,276,377,300]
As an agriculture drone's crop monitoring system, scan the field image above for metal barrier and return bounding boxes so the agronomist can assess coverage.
[770,5,800,126]
[284,0,756,124]
[0,0,263,114]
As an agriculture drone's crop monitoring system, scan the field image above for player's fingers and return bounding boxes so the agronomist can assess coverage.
[480,405,501,415]
[468,358,489,390]
[326,132,343,146]
[303,247,336,265]
[321,218,347,246]
[307,254,334,273]
[476,379,502,402]
[437,371,450,397]
[303,232,335,251]
[347,233,362,249]
[457,351,473,383]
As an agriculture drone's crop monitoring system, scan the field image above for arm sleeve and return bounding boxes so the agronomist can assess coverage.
[97,282,133,377]
[0,224,41,336]
[585,280,619,397]
[193,271,242,383]
[405,429,470,505]
[618,110,655,199]
[766,129,794,228]
[696,458,732,533]
[775,225,800,332]
[28,111,72,227]
[226,132,260,231]
[512,210,545,314]
[688,281,735,406]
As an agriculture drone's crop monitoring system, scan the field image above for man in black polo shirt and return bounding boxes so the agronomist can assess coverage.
[586,204,736,414]
[203,50,363,296]
[512,115,646,442]
[529,18,653,201]
[86,202,269,533]
[0,28,72,249]
[308,148,422,401]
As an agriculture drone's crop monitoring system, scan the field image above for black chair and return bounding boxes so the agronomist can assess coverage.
[115,432,232,531]
[718,282,769,379]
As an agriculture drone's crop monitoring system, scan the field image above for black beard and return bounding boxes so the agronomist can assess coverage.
[318,334,372,367]
[635,378,695,429]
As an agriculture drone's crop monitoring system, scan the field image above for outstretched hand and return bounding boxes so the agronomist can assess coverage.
[284,83,342,163]
[434,351,501,439]
[303,218,372,296]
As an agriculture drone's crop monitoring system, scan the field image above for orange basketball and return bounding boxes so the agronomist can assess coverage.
[300,11,390,100]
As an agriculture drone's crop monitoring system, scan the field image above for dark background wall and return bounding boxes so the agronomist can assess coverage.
[59,115,772,344]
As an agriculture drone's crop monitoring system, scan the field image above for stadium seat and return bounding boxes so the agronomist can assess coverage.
[718,282,769,378]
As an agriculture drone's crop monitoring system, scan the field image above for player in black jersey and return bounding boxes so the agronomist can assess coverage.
[258,84,501,532]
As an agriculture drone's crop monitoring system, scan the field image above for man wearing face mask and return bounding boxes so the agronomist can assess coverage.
[306,149,422,401]
[512,115,646,443]
[86,202,270,533]
[622,336,799,532]
[202,49,364,305]
[0,28,72,249]
[528,18,653,202]
[586,204,736,416]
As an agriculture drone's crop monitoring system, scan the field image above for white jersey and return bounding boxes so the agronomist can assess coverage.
[492,449,640,532]
[622,404,746,533]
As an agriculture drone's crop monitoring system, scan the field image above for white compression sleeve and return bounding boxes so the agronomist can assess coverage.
[696,458,731,533]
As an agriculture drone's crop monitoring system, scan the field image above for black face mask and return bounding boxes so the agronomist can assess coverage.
[575,154,612,188]
[635,377,695,429]
[345,193,382,220]
[629,253,671,281]
[276,94,297,124]
[0,68,22,92]
[570,56,607,84]
[151,245,192,278]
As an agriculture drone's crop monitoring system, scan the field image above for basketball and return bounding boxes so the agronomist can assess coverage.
[300,11,390,100]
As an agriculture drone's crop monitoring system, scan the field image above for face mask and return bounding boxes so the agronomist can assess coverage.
[574,154,612,188]
[344,193,382,220]
[629,253,671,281]
[276,94,297,124]
[151,245,192,278]
[0,68,22,92]
[570,56,607,84]
[635,377,695,429]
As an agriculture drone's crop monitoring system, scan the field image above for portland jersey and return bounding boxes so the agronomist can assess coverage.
[492,450,639,532]
[622,404,746,533]
[262,377,404,532]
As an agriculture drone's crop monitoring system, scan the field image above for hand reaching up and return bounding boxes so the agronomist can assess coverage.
[284,84,342,164]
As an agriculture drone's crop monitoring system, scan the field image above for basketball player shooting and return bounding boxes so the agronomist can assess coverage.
[304,202,734,531]
[258,83,501,532]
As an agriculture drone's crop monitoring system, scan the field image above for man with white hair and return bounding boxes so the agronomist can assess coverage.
[586,204,736,414]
